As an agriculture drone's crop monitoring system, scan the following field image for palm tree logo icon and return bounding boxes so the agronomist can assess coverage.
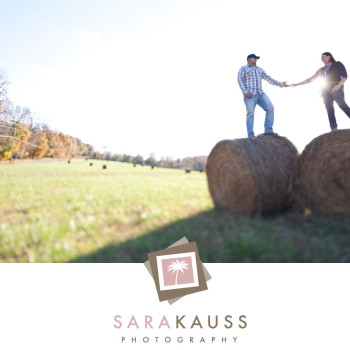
[167,259,189,285]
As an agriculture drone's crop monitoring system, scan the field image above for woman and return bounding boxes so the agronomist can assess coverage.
[292,52,350,131]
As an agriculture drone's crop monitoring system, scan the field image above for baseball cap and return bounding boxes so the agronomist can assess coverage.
[247,54,260,60]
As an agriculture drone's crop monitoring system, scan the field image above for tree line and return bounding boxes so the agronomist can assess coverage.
[0,70,207,170]
[0,71,94,161]
[96,152,207,171]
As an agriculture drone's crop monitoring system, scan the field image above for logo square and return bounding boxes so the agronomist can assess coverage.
[157,252,199,291]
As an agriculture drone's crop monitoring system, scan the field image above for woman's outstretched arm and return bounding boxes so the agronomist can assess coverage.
[292,69,321,87]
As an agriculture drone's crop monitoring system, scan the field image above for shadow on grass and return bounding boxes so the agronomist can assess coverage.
[71,208,350,263]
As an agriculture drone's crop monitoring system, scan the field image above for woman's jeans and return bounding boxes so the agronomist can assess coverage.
[322,88,350,129]
[244,92,274,137]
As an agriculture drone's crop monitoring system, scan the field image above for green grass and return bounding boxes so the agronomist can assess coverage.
[0,159,350,262]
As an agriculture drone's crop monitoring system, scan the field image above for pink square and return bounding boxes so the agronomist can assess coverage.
[161,256,194,286]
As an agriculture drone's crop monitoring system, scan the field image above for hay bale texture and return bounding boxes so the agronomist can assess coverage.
[293,129,350,215]
[206,134,298,215]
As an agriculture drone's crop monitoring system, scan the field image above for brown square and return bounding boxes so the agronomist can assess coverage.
[147,241,208,302]
[144,237,211,305]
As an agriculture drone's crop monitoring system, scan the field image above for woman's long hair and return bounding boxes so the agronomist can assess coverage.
[322,52,336,63]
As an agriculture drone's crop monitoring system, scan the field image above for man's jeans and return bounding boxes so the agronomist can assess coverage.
[322,88,350,129]
[243,92,274,137]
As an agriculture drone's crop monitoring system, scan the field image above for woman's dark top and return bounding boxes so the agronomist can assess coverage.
[306,61,348,91]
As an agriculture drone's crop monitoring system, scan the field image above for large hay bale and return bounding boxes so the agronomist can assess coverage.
[293,129,350,215]
[206,134,298,215]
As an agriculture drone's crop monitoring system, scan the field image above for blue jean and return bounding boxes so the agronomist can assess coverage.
[322,88,350,130]
[243,92,274,137]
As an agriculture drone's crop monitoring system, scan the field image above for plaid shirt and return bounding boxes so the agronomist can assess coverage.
[237,64,283,95]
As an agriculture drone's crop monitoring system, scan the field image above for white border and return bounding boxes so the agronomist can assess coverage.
[156,252,199,291]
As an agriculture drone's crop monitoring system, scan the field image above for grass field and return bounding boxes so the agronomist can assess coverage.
[0,159,350,263]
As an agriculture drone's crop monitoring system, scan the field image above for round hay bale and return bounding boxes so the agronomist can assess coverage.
[293,129,350,215]
[206,134,298,215]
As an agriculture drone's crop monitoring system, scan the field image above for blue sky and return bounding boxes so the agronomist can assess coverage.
[1,0,349,159]
[0,1,184,81]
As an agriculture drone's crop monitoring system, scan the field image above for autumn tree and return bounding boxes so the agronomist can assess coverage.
[42,130,61,157]
[26,131,48,159]
[0,106,32,160]
[58,132,77,158]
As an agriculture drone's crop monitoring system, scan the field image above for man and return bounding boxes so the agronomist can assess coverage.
[237,54,289,138]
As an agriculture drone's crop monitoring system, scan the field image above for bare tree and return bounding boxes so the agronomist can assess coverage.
[0,70,12,119]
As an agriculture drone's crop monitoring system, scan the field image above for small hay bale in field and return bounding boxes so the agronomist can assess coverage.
[293,129,350,215]
[102,165,107,169]
[90,162,93,166]
[206,134,298,215]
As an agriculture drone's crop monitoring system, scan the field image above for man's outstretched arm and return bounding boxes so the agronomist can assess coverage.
[262,70,288,87]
